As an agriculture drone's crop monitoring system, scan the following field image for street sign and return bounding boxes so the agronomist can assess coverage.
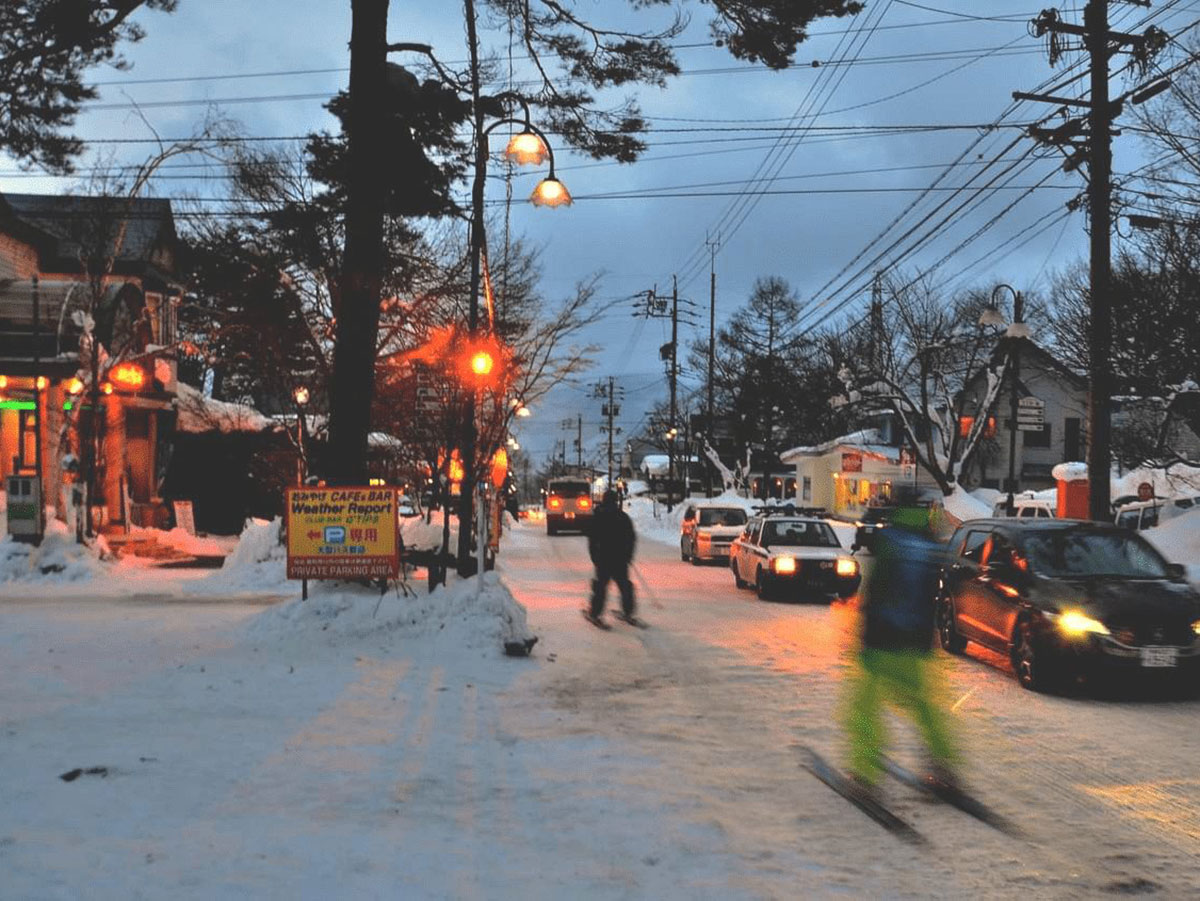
[1138,481,1153,502]
[286,487,399,580]
[1017,396,1045,431]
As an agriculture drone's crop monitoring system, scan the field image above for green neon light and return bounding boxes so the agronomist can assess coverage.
[0,401,35,411]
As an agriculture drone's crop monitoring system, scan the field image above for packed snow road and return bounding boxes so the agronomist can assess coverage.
[501,521,1200,897]
[3,519,1200,898]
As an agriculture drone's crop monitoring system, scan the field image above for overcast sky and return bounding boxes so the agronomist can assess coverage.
[2,0,1194,470]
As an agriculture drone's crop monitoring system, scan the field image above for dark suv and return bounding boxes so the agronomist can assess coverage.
[936,519,1200,692]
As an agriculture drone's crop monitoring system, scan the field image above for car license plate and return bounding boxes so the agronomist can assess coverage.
[1140,646,1178,668]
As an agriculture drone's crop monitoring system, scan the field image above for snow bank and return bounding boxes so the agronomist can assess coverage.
[244,571,533,651]
[0,519,109,584]
[127,525,234,557]
[940,487,992,524]
[1113,464,1200,501]
[1143,508,1200,586]
[184,518,291,596]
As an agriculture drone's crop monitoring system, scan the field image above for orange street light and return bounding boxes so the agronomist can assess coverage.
[293,385,310,406]
[471,349,495,378]
[66,377,85,395]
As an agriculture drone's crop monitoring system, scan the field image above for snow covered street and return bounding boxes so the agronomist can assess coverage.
[3,518,1200,898]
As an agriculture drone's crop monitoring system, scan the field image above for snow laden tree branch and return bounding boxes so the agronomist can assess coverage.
[834,276,1009,496]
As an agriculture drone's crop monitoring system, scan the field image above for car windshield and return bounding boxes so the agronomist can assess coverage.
[862,507,892,524]
[762,520,839,548]
[1022,529,1172,580]
[699,508,748,527]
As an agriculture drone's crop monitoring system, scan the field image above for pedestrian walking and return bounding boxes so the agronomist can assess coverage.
[844,504,959,797]
[586,489,636,624]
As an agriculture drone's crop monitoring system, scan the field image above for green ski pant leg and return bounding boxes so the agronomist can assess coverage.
[845,653,887,786]
[845,648,958,784]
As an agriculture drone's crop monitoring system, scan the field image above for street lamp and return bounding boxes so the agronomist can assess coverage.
[293,385,310,486]
[457,96,569,576]
[981,285,1031,517]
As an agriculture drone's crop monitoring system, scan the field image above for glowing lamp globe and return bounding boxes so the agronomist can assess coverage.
[504,131,549,166]
[471,351,495,377]
[531,177,572,208]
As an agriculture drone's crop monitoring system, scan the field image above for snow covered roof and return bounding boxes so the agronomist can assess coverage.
[175,382,274,434]
[779,429,900,464]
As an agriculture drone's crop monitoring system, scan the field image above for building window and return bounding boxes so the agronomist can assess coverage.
[802,476,812,501]
[1024,422,1052,448]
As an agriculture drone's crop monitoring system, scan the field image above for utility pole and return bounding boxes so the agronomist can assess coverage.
[1085,0,1114,522]
[576,413,583,470]
[1023,1,1165,521]
[633,280,693,511]
[705,233,719,498]
[595,377,622,490]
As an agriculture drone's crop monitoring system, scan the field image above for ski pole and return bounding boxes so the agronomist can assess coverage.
[630,561,664,609]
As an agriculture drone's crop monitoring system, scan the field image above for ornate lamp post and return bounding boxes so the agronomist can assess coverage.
[293,385,310,486]
[457,98,569,576]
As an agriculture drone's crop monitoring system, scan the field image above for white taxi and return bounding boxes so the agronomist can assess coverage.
[730,514,861,601]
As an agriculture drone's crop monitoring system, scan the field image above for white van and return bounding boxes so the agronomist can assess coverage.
[1115,496,1200,531]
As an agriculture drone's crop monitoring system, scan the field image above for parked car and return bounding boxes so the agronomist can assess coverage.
[851,505,895,553]
[992,494,1056,519]
[730,513,861,601]
[544,478,593,535]
[680,502,749,564]
[936,519,1200,692]
[1114,496,1200,532]
[397,496,420,518]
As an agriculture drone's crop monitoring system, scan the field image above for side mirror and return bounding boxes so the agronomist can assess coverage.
[1166,562,1186,581]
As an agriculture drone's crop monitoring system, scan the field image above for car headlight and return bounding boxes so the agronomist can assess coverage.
[835,557,858,577]
[1192,619,1200,636]
[1057,611,1110,637]
[773,556,797,575]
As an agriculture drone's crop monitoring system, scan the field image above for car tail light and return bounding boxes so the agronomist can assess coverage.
[835,557,858,577]
[577,496,591,509]
[548,497,562,509]
[773,556,797,575]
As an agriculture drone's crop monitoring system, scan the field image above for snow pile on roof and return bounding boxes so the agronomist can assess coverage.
[0,519,109,583]
[244,571,533,651]
[1052,461,1089,482]
[940,487,992,524]
[184,518,291,596]
[175,382,273,434]
[1143,508,1200,586]
[779,428,892,460]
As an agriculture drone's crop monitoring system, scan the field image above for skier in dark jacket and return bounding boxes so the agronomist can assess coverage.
[844,504,959,794]
[587,489,636,622]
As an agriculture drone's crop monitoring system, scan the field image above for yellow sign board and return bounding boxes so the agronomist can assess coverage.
[286,487,399,580]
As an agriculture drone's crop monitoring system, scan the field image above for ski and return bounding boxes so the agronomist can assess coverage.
[612,612,649,629]
[800,746,926,845]
[882,757,1020,838]
[581,609,612,630]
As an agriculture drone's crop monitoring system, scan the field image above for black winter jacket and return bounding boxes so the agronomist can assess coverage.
[587,503,636,568]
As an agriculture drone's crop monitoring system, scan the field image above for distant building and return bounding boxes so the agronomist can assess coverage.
[0,191,183,532]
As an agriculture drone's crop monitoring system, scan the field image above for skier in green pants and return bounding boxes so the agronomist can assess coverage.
[845,504,959,796]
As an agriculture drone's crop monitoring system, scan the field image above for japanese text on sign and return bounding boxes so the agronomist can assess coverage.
[286,487,398,580]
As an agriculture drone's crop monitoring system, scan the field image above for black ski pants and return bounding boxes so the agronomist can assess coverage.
[590,561,635,618]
